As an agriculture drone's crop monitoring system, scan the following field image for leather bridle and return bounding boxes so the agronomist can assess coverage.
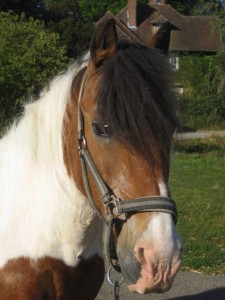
[77,72,178,277]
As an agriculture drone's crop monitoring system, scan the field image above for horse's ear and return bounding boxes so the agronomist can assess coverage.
[89,19,118,69]
[147,22,171,54]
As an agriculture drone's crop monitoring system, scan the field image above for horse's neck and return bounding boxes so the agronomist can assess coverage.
[0,71,102,269]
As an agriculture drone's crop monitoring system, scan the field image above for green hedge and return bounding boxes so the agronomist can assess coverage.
[174,137,225,155]
[0,12,68,133]
[177,52,225,130]
[178,95,225,130]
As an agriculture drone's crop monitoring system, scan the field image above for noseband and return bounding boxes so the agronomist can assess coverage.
[77,72,178,277]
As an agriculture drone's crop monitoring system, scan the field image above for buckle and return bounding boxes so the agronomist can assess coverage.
[78,131,87,151]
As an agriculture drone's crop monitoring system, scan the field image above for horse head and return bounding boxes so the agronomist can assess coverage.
[66,19,182,294]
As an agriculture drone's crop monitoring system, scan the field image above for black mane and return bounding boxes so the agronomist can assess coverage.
[96,40,178,165]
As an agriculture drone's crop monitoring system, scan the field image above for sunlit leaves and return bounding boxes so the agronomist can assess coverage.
[0,12,67,130]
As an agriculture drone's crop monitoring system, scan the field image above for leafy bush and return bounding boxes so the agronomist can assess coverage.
[49,17,94,57]
[177,53,225,130]
[178,54,216,96]
[0,12,68,132]
[174,137,225,155]
[179,95,225,130]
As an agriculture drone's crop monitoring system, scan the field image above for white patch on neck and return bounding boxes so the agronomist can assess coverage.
[0,57,103,269]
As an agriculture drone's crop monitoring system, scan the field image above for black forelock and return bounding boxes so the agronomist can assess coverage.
[96,40,178,164]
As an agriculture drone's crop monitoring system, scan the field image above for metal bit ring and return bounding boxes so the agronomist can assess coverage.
[107,266,124,286]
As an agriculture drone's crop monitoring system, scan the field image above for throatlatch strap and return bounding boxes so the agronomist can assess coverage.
[77,72,87,134]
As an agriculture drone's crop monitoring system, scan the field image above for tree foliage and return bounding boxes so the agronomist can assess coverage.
[167,0,223,15]
[76,0,126,22]
[177,51,225,130]
[0,0,45,19]
[0,11,67,130]
[75,0,148,22]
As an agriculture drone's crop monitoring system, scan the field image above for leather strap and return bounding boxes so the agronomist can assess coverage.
[79,146,178,223]
[79,148,112,204]
[117,196,178,223]
[79,149,103,219]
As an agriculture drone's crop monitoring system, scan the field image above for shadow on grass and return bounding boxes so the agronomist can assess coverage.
[169,288,225,300]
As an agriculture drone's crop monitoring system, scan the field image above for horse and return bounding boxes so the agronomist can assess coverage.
[0,19,182,299]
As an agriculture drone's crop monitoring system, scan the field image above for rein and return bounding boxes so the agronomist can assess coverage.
[77,72,178,297]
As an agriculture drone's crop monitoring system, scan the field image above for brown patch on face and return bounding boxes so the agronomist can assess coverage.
[63,55,170,220]
[0,256,104,300]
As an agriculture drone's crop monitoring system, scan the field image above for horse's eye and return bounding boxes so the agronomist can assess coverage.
[92,121,111,138]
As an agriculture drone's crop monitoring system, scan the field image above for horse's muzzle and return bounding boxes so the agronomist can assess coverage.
[117,248,181,294]
[116,213,182,294]
[128,236,182,294]
[128,259,181,294]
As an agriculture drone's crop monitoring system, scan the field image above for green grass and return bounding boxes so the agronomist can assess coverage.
[169,139,225,275]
